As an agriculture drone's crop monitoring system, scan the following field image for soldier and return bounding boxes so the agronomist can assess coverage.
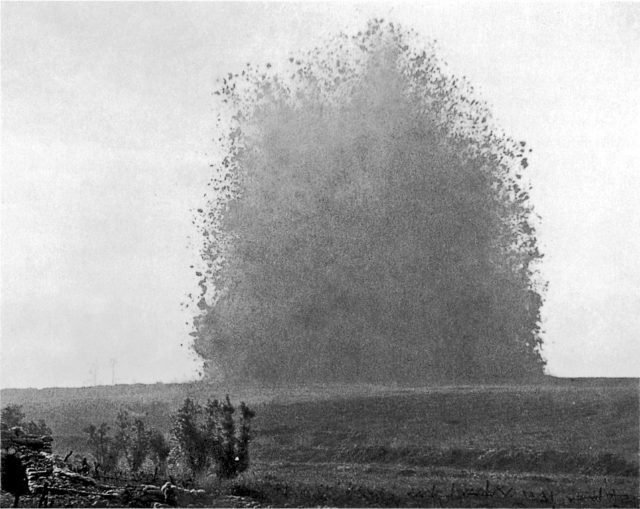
[80,457,90,476]
[37,480,49,508]
[1,449,30,507]
[161,481,178,507]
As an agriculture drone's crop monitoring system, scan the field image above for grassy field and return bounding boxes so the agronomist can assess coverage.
[1,378,638,507]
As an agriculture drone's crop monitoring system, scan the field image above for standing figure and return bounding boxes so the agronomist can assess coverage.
[1,450,30,507]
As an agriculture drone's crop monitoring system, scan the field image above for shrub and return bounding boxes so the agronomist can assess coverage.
[236,402,256,473]
[171,396,255,479]
[172,397,210,475]
[113,409,150,473]
[83,422,119,472]
[1,404,52,436]
[25,419,52,436]
[1,404,26,432]
[148,429,171,477]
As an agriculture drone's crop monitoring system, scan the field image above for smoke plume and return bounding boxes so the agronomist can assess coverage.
[189,20,546,383]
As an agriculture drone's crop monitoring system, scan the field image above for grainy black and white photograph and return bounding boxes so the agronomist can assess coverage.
[1,1,639,507]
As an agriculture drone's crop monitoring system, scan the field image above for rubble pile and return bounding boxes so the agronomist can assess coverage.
[4,434,53,455]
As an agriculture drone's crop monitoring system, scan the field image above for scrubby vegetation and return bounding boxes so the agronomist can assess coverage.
[172,396,255,479]
[1,380,638,507]
[82,410,164,477]
[77,396,255,483]
[1,403,52,436]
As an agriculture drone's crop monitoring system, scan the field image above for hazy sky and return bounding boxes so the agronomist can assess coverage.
[2,2,639,388]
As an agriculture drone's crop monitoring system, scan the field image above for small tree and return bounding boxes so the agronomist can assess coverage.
[172,398,209,475]
[171,396,255,479]
[1,404,26,432]
[113,409,150,473]
[148,429,171,477]
[200,396,236,479]
[129,418,150,472]
[84,423,118,472]
[236,402,256,473]
[113,410,132,464]
[203,399,224,467]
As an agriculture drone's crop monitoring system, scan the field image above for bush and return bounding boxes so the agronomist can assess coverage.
[83,410,172,480]
[1,404,52,436]
[1,404,25,431]
[25,419,52,436]
[113,409,150,473]
[171,396,255,479]
[83,422,119,473]
[148,429,171,477]
[172,397,209,475]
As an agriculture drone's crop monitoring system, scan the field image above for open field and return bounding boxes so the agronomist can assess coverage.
[2,378,638,507]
